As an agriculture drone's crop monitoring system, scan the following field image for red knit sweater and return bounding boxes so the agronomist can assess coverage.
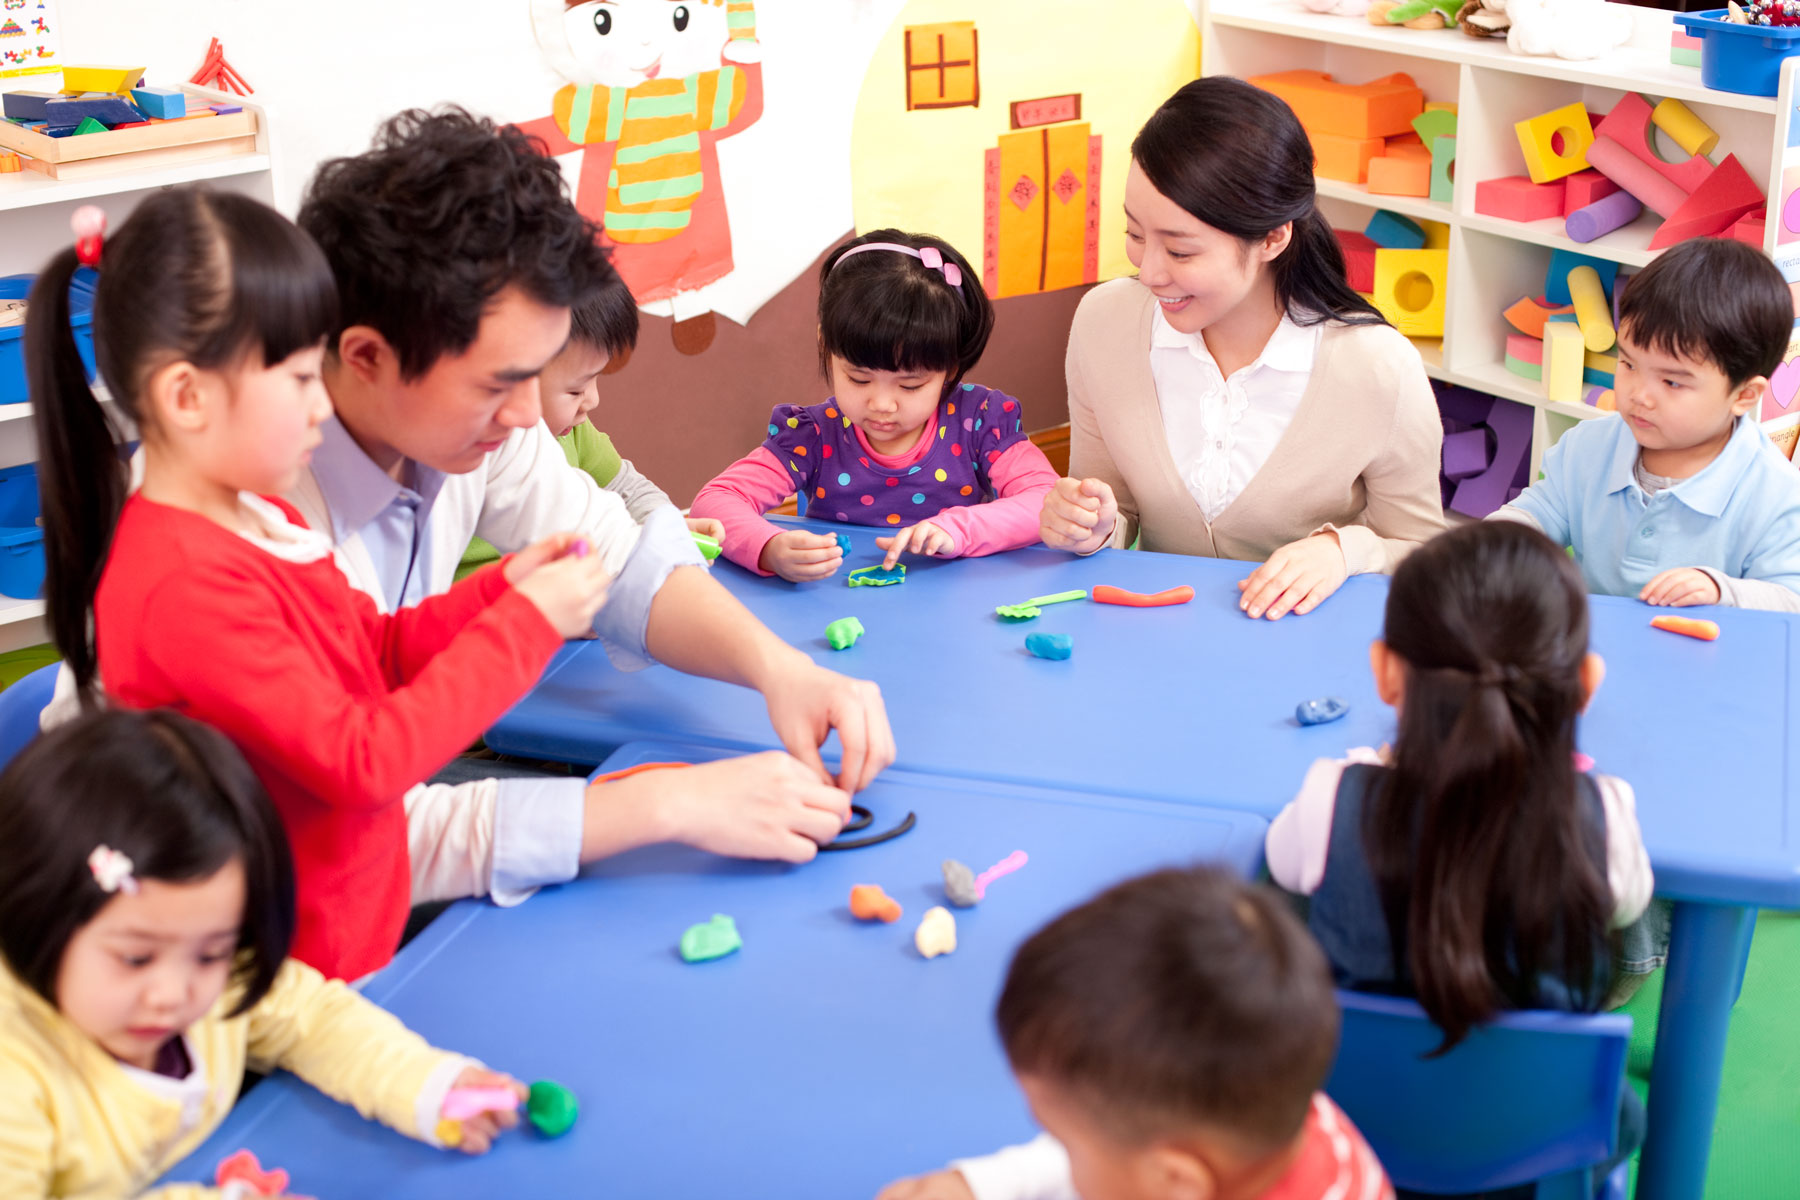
[96,494,565,981]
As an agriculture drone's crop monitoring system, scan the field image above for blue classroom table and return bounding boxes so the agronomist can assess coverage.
[487,519,1800,1200]
[161,742,1268,1198]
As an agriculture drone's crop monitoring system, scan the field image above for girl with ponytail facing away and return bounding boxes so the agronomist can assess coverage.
[1041,77,1445,619]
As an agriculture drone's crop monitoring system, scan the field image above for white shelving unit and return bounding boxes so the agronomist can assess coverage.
[1202,0,1800,479]
[0,83,279,654]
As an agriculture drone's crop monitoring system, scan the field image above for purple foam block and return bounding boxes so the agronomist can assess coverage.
[1450,396,1534,518]
[1442,427,1493,481]
[1435,383,1497,429]
[1566,190,1644,244]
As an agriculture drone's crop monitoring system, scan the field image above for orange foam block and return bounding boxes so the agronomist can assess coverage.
[1475,176,1565,222]
[1368,155,1432,197]
[1384,138,1433,162]
[1649,154,1764,249]
[1249,69,1424,140]
[1651,615,1719,641]
[1594,93,1714,194]
[850,884,902,923]
[1504,296,1576,338]
[1313,130,1386,183]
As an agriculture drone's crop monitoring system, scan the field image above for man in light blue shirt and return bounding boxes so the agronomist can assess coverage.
[289,108,895,913]
[1494,240,1800,613]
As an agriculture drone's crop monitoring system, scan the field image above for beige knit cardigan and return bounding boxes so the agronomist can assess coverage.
[1066,278,1446,573]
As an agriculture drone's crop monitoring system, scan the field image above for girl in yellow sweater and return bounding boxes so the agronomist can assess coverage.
[0,710,525,1198]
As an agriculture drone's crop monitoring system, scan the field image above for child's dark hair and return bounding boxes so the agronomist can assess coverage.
[28,189,339,709]
[1132,78,1383,328]
[817,229,993,395]
[300,106,612,379]
[1371,521,1611,1051]
[1618,238,1790,389]
[0,709,296,1015]
[568,259,640,359]
[997,866,1338,1151]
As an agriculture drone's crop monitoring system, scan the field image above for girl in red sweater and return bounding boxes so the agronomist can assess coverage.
[26,191,609,981]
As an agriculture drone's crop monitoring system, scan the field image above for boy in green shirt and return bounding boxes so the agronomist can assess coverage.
[458,275,724,577]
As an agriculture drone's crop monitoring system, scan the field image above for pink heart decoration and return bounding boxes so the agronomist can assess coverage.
[1764,357,1800,421]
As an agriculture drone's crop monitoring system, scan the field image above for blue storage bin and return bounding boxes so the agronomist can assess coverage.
[1675,11,1800,97]
[0,268,99,405]
[0,462,44,601]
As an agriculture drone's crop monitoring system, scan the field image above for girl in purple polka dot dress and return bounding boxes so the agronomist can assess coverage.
[691,229,1060,581]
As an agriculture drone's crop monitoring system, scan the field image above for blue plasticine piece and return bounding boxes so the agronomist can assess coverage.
[835,533,851,556]
[129,86,187,120]
[1025,632,1073,661]
[1,90,56,122]
[1296,696,1350,726]
[847,564,905,587]
[1544,249,1616,308]
[1365,210,1426,250]
[44,93,144,127]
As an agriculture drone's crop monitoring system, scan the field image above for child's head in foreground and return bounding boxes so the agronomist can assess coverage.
[540,266,640,440]
[0,709,293,1068]
[997,865,1339,1200]
[1614,239,1791,462]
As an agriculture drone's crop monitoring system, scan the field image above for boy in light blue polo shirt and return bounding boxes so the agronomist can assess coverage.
[1495,239,1800,612]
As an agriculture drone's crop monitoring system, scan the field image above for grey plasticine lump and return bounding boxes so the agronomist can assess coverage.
[942,859,979,907]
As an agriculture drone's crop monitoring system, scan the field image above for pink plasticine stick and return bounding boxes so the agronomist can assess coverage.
[442,1085,522,1121]
[973,850,1028,899]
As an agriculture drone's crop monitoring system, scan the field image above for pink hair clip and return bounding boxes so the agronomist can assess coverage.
[88,845,138,895]
[831,241,964,294]
[71,205,106,268]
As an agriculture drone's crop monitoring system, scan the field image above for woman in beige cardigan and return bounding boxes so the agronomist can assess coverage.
[1041,78,1445,619]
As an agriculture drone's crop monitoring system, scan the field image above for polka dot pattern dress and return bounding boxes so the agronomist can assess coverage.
[761,384,1030,527]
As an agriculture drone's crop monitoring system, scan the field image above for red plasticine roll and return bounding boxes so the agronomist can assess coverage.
[1091,584,1195,607]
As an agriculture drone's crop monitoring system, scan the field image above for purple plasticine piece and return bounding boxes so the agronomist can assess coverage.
[1441,427,1492,482]
[1566,190,1644,244]
[1449,396,1533,519]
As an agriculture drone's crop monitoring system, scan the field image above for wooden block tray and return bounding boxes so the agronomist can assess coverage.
[0,94,258,181]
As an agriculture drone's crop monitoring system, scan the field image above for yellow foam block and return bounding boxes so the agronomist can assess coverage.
[1651,98,1719,158]
[1421,219,1450,250]
[1545,322,1586,404]
[1566,266,1615,353]
[1515,102,1595,185]
[60,65,144,96]
[1372,249,1447,338]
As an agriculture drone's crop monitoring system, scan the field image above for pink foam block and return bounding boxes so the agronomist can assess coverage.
[1584,136,1688,219]
[1593,92,1715,194]
[1563,170,1621,214]
[1649,154,1764,249]
[1475,175,1566,222]
[1567,189,1645,243]
[1506,332,1544,365]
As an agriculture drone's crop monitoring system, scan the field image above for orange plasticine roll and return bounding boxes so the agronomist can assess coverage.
[1650,615,1719,641]
[850,884,903,923]
[1091,584,1196,607]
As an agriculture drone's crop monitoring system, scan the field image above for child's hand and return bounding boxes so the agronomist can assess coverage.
[1640,568,1721,607]
[1040,477,1118,553]
[758,529,844,582]
[624,749,854,861]
[685,516,726,543]
[513,545,613,638]
[1238,532,1347,620]
[876,520,953,569]
[504,532,585,586]
[875,1169,977,1200]
[439,1067,526,1156]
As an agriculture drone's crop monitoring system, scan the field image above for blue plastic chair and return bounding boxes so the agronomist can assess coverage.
[0,662,57,771]
[1326,990,1632,1200]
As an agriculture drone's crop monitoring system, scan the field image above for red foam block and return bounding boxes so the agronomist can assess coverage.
[1334,229,1378,293]
[1475,175,1565,222]
[1648,154,1764,249]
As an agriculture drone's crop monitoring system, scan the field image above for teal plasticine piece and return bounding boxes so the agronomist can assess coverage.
[1025,632,1073,661]
[680,913,742,962]
[835,532,852,555]
[825,616,865,650]
[848,564,905,587]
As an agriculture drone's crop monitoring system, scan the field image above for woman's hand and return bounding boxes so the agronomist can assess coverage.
[1040,477,1118,554]
[1237,532,1347,620]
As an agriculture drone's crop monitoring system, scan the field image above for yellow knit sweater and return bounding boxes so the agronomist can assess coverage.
[0,958,471,1197]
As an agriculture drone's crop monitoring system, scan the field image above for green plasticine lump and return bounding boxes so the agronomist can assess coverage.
[680,913,742,963]
[526,1080,578,1138]
[826,616,865,650]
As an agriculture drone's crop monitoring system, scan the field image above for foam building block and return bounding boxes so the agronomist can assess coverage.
[1506,333,1544,381]
[1545,250,1615,307]
[1587,386,1618,410]
[1365,210,1426,249]
[1384,139,1433,162]
[1595,93,1714,195]
[129,86,186,120]
[1515,103,1595,184]
[1652,98,1718,157]
[1475,176,1565,222]
[1413,108,1457,144]
[1566,190,1643,243]
[1442,427,1491,480]
[1372,249,1447,337]
[1566,266,1615,352]
[1249,69,1424,139]
[1545,322,1586,404]
[1,91,56,121]
[1335,229,1379,292]
[1671,30,1703,67]
[1368,155,1432,197]
[1563,170,1621,213]
[1422,219,1450,249]
[43,93,144,126]
[1503,296,1576,339]
[1648,154,1764,249]
[1585,348,1618,387]
[1314,130,1386,183]
[60,66,143,96]
[1729,213,1767,247]
[1430,137,1456,203]
[1437,387,1533,517]
[1585,137,1688,218]
[72,117,107,136]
